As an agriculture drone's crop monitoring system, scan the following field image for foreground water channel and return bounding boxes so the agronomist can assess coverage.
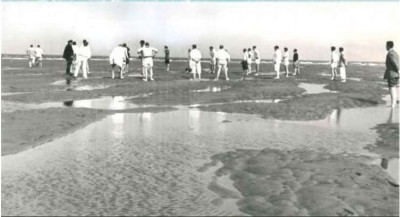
[2,83,398,215]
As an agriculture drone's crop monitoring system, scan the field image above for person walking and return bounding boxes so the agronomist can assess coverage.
[253,46,261,76]
[214,45,231,81]
[26,45,36,68]
[73,40,91,79]
[110,44,128,79]
[137,42,158,81]
[292,49,300,75]
[62,40,74,75]
[247,48,253,74]
[338,47,347,82]
[283,47,290,77]
[241,48,250,80]
[384,41,399,107]
[34,45,44,68]
[189,44,202,80]
[209,46,216,74]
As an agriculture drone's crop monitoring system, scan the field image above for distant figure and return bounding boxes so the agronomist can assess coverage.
[292,49,300,75]
[338,47,347,82]
[26,45,36,68]
[34,45,44,68]
[138,40,145,77]
[137,42,158,81]
[384,41,399,107]
[122,43,130,74]
[164,46,170,71]
[209,46,216,74]
[189,45,202,80]
[73,40,92,79]
[110,44,128,79]
[241,48,250,80]
[71,41,78,73]
[272,46,282,79]
[283,47,290,77]
[214,45,231,81]
[62,40,74,75]
[253,46,261,75]
[330,46,339,80]
[185,48,192,73]
[247,48,253,74]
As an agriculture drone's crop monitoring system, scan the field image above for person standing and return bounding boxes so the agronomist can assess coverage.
[137,42,158,81]
[34,45,44,68]
[110,44,128,79]
[73,40,92,79]
[253,46,261,76]
[330,46,339,80]
[122,43,130,75]
[209,46,216,74]
[384,41,399,107]
[189,44,202,80]
[26,45,36,68]
[241,48,250,80]
[247,48,253,74]
[62,40,74,75]
[164,46,170,71]
[214,45,231,81]
[283,47,290,77]
[292,49,300,75]
[71,41,78,73]
[137,40,145,77]
[338,47,347,82]
[272,46,282,79]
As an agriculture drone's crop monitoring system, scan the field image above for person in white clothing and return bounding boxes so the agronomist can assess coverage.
[241,48,250,80]
[137,42,158,81]
[338,47,347,82]
[214,45,231,81]
[273,46,282,79]
[330,46,339,80]
[247,48,253,74]
[71,41,78,73]
[209,46,216,74]
[283,47,290,77]
[252,46,261,75]
[110,44,128,79]
[26,45,36,68]
[34,45,44,68]
[73,40,91,79]
[189,44,202,80]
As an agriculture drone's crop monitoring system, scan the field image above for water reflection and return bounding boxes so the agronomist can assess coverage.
[298,83,336,94]
[193,86,231,93]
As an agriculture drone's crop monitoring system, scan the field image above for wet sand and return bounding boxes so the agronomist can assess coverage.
[2,58,398,216]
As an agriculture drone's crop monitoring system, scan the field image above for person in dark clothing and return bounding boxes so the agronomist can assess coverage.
[292,49,300,75]
[63,40,74,75]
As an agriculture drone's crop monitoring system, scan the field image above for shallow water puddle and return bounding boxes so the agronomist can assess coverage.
[193,85,231,93]
[370,158,399,185]
[2,100,398,215]
[299,82,337,94]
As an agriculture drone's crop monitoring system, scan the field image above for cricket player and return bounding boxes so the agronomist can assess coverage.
[253,46,261,76]
[34,45,44,68]
[247,48,253,74]
[292,49,300,75]
[189,44,202,80]
[214,45,231,81]
[164,46,170,71]
[338,47,347,83]
[209,46,216,74]
[241,48,250,80]
[137,40,145,77]
[110,44,128,79]
[122,43,130,74]
[73,40,92,79]
[273,46,282,79]
[283,47,290,77]
[71,41,78,73]
[331,46,339,80]
[26,45,36,68]
[62,40,74,75]
[137,42,158,81]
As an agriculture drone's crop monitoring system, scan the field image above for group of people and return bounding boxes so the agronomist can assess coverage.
[62,40,92,79]
[330,46,347,82]
[26,45,44,68]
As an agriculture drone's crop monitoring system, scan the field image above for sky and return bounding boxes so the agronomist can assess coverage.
[1,1,399,61]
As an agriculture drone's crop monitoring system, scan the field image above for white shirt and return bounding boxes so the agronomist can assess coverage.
[35,48,43,57]
[72,45,78,54]
[210,50,216,60]
[273,49,282,64]
[77,45,91,60]
[137,47,158,58]
[253,49,260,60]
[110,46,128,67]
[189,49,202,62]
[216,49,230,63]
[331,51,339,63]
[283,51,290,64]
[243,51,249,61]
[27,47,35,58]
[247,51,253,63]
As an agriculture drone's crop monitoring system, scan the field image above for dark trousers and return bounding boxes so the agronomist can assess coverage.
[66,59,73,74]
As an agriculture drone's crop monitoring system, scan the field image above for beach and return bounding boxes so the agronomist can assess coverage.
[1,57,398,216]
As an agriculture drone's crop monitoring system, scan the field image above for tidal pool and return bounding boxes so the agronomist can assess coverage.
[298,82,337,94]
[2,101,398,215]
